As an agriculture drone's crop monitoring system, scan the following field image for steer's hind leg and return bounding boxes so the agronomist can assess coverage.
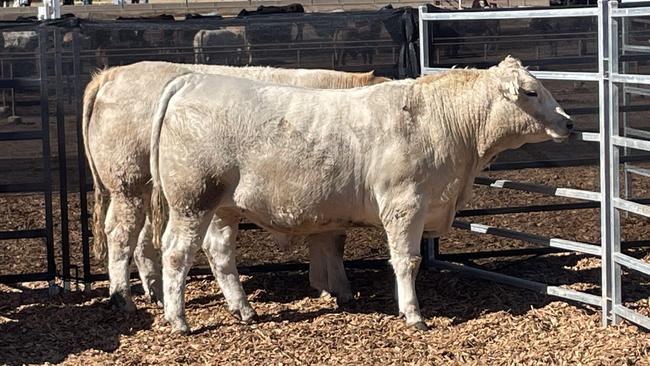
[202,211,257,323]
[308,232,352,304]
[133,215,163,307]
[308,237,329,297]
[380,190,427,330]
[162,209,213,334]
[105,193,147,313]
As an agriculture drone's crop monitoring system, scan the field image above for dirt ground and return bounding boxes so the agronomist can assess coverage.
[1,165,649,365]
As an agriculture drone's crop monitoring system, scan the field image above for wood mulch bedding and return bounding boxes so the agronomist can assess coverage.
[1,166,649,365]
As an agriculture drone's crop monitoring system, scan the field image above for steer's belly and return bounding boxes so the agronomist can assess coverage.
[230,170,375,234]
[241,209,367,235]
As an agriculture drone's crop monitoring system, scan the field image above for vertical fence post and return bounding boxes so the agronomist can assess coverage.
[607,0,623,325]
[421,236,439,268]
[598,0,618,326]
[621,15,631,204]
[72,29,93,293]
[38,26,57,296]
[418,6,429,76]
[54,26,71,292]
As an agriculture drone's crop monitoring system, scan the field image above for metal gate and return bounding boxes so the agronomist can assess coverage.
[0,26,56,293]
[419,0,650,330]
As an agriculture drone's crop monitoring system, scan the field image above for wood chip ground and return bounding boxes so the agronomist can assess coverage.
[1,166,649,365]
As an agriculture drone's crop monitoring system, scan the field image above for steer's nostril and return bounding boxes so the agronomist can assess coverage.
[567,122,574,130]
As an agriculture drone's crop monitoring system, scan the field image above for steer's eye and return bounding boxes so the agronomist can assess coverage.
[524,90,538,97]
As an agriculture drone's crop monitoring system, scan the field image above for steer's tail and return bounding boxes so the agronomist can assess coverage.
[150,74,189,249]
[82,68,112,261]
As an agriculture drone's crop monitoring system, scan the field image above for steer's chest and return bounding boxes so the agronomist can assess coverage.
[423,167,476,234]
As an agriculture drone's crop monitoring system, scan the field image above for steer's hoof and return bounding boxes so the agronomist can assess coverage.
[109,293,136,313]
[148,294,164,308]
[151,297,164,309]
[229,308,258,324]
[409,321,429,331]
[171,323,191,336]
[335,292,353,306]
[166,317,191,335]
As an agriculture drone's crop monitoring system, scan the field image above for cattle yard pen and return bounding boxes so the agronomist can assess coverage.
[419,0,650,330]
[0,0,649,337]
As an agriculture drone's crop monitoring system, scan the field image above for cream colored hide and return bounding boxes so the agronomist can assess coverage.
[150,56,573,333]
[82,61,388,318]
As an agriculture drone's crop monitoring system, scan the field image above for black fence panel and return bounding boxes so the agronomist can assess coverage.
[0,9,418,287]
[0,25,56,288]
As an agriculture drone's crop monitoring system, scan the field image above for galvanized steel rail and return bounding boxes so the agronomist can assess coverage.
[419,0,650,330]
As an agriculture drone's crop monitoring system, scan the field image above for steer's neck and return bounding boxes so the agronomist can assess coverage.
[412,72,492,174]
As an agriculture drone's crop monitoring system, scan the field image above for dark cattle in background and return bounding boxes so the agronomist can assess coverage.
[238,3,305,17]
[84,14,207,66]
[238,4,305,64]
[0,30,39,77]
[2,30,37,50]
[193,28,249,65]
[333,20,383,66]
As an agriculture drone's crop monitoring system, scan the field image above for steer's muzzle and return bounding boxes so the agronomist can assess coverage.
[549,107,574,142]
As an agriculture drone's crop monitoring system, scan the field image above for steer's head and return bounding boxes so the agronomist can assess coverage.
[479,56,573,158]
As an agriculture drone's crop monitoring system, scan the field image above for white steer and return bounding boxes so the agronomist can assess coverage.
[149,56,574,333]
[82,61,388,320]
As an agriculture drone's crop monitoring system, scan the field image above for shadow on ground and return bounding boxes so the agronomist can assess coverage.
[2,252,648,363]
[190,252,649,327]
[0,288,153,365]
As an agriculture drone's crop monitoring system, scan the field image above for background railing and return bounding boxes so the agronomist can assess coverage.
[418,0,650,330]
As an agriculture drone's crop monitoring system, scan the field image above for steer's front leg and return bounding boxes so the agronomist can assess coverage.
[379,190,428,331]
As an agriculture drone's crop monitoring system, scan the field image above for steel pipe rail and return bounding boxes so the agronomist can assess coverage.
[572,131,601,142]
[613,252,650,276]
[430,260,602,307]
[613,305,650,329]
[611,72,650,84]
[611,4,650,17]
[613,135,650,152]
[452,220,602,256]
[624,127,650,140]
[422,67,602,82]
[419,7,599,21]
[624,165,650,178]
[486,154,650,171]
[613,197,650,218]
[473,176,602,202]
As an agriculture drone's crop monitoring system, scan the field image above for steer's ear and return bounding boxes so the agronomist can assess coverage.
[499,70,521,102]
[498,55,523,69]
